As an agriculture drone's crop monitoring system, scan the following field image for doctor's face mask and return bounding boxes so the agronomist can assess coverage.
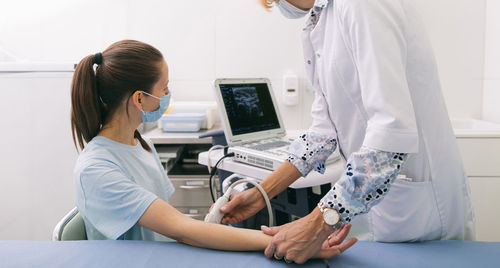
[276,0,310,19]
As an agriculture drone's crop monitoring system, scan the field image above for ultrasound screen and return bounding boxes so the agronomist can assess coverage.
[219,83,280,136]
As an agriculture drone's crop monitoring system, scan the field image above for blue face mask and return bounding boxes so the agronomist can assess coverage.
[277,0,310,19]
[140,91,171,123]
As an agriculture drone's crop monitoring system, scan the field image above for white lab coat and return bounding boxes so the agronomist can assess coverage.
[304,0,475,241]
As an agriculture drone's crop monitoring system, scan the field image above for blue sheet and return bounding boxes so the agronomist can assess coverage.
[1,240,499,267]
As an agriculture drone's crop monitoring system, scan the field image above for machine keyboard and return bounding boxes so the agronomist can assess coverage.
[249,141,290,151]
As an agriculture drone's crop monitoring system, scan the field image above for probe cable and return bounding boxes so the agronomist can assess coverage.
[209,152,234,203]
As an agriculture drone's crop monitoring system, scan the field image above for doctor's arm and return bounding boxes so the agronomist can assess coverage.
[261,146,407,262]
[261,96,410,259]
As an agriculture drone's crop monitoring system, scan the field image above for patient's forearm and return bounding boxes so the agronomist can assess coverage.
[138,198,271,251]
[178,220,271,251]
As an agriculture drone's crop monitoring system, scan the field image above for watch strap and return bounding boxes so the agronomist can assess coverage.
[318,201,327,213]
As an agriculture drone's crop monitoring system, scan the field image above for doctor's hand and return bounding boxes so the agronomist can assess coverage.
[313,224,357,259]
[261,208,357,264]
[219,187,266,224]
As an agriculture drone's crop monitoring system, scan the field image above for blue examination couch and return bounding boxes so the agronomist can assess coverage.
[1,240,499,267]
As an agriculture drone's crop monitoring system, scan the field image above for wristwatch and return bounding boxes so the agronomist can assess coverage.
[318,202,342,230]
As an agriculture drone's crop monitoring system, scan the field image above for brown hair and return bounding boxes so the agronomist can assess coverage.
[70,40,164,152]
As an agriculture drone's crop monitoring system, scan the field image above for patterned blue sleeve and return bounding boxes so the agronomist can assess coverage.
[286,132,337,176]
[320,146,407,223]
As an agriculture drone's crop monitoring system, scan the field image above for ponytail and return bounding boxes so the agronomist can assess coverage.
[134,130,151,152]
[70,54,104,151]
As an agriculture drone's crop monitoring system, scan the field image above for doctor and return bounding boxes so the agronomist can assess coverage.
[220,0,475,264]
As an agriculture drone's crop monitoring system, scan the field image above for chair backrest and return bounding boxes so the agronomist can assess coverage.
[52,207,87,241]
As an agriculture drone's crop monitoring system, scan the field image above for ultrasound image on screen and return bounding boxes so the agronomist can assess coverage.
[233,87,264,118]
[219,83,280,135]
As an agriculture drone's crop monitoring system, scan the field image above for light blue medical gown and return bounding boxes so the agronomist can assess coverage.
[74,136,175,241]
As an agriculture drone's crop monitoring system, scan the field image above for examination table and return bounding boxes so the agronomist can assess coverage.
[1,240,499,267]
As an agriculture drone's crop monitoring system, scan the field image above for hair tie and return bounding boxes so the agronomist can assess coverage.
[93,52,102,65]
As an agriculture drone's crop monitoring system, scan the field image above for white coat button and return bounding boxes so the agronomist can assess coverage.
[307,60,312,64]
[316,53,321,58]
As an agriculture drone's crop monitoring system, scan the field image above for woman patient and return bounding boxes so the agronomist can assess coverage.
[70,39,356,259]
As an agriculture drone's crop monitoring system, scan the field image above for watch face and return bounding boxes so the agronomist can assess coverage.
[323,209,340,225]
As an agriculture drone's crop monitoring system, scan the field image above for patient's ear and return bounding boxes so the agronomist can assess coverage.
[130,90,143,110]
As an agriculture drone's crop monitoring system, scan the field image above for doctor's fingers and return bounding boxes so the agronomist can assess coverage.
[317,238,357,260]
[264,239,278,258]
[315,247,342,259]
[285,247,318,265]
[261,225,282,236]
[264,233,288,258]
[220,214,237,224]
[220,189,259,214]
[219,195,243,224]
[219,193,240,213]
[335,237,358,254]
[328,224,352,247]
[276,243,303,263]
[327,224,349,246]
[220,209,251,224]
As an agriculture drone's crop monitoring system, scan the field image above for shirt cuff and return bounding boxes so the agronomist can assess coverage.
[287,155,312,177]
[320,147,408,224]
[287,132,337,176]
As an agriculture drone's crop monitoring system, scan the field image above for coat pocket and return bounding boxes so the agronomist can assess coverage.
[370,179,442,242]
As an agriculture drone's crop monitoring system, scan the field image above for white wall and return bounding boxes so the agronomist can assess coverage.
[0,72,77,240]
[414,0,486,120]
[0,0,486,123]
[0,0,487,240]
[483,0,500,123]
